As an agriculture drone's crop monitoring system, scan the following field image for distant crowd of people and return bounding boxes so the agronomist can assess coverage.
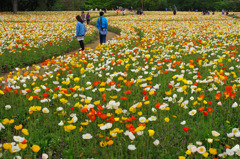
[201,9,230,16]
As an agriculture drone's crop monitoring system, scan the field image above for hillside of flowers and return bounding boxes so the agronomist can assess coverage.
[0,11,240,158]
[0,11,118,74]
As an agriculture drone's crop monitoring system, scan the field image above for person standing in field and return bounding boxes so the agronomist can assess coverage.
[173,8,176,15]
[76,15,87,51]
[86,12,90,24]
[97,12,108,45]
[81,11,85,21]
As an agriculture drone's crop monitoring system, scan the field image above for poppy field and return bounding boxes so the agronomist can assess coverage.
[0,11,240,159]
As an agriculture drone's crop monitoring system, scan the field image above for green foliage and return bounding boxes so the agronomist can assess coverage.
[1,0,240,13]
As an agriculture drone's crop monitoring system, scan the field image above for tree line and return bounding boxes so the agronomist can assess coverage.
[1,0,240,13]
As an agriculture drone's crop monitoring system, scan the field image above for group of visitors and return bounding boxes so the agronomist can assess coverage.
[76,11,108,52]
[136,9,143,15]
[80,11,90,24]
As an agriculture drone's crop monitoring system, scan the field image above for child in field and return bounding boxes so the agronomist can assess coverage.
[76,15,87,52]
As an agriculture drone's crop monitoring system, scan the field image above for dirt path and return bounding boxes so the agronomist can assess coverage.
[1,30,118,80]
[66,31,117,55]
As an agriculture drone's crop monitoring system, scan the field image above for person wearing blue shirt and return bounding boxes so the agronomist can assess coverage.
[97,12,108,45]
[76,15,86,51]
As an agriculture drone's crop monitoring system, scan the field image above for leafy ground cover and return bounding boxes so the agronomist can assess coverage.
[0,11,240,159]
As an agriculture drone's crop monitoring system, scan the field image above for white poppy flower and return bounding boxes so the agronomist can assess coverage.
[232,128,240,134]
[58,121,64,126]
[212,130,220,137]
[42,153,49,159]
[232,102,238,108]
[139,117,146,123]
[226,148,234,156]
[188,145,197,153]
[148,116,157,121]
[197,146,206,154]
[180,121,186,125]
[231,144,240,152]
[5,105,11,110]
[56,107,63,111]
[42,107,50,113]
[11,144,21,153]
[0,123,5,131]
[236,149,240,156]
[153,139,160,146]
[128,132,135,140]
[128,145,136,150]
[13,136,25,142]
[82,133,93,139]
[227,133,234,138]
[105,123,112,129]
[124,130,130,136]
[207,138,213,143]
[188,109,197,116]
[137,131,144,135]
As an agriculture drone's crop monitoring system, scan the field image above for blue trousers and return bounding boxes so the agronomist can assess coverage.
[99,34,106,45]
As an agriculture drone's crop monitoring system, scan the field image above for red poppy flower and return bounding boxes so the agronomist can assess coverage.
[71,107,74,111]
[63,90,69,94]
[164,70,169,74]
[53,86,59,91]
[194,82,198,86]
[81,108,88,113]
[131,116,136,120]
[107,81,115,86]
[100,114,107,119]
[198,106,205,111]
[98,105,104,111]
[124,90,132,94]
[142,90,147,95]
[120,96,127,100]
[42,93,49,97]
[208,101,212,105]
[225,86,233,92]
[144,96,148,100]
[155,103,161,108]
[103,97,106,102]
[97,111,102,117]
[207,107,213,113]
[94,81,99,86]
[183,127,189,131]
[89,115,95,121]
[21,139,27,144]
[203,111,208,116]
[102,93,106,97]
[69,87,75,92]
[138,123,145,127]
